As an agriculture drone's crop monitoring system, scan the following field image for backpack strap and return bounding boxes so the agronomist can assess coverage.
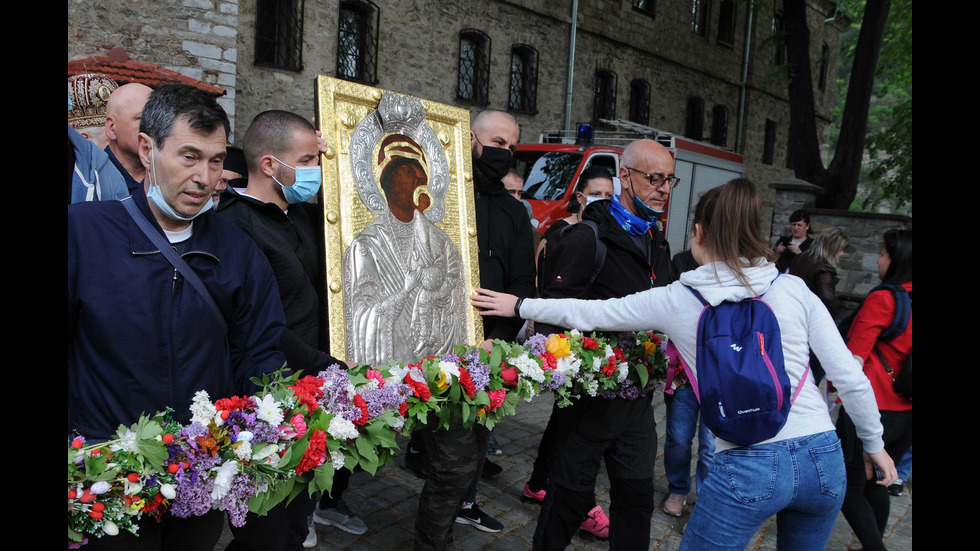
[560,220,607,288]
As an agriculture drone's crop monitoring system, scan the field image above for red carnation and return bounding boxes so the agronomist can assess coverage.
[296,429,328,475]
[398,402,408,417]
[404,373,431,401]
[500,365,519,388]
[540,351,557,371]
[601,356,617,377]
[487,389,507,411]
[352,395,369,426]
[459,367,476,398]
[290,375,325,411]
[214,395,253,413]
[582,337,599,350]
[613,347,625,361]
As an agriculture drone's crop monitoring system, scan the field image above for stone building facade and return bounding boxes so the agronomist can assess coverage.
[68,0,845,205]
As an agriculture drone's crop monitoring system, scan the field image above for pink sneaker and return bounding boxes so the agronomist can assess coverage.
[578,505,609,539]
[522,484,546,503]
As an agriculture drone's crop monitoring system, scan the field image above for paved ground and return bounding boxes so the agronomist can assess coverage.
[217,391,911,550]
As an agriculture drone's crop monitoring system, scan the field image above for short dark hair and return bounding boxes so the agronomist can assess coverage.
[568,165,614,213]
[789,209,810,225]
[139,84,230,148]
[242,110,316,174]
[881,228,912,284]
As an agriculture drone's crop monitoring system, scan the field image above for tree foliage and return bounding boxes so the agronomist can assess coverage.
[784,0,909,210]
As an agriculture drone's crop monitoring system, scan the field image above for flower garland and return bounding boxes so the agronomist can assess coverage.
[68,331,668,547]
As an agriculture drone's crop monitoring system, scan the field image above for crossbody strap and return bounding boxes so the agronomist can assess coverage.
[121,197,228,334]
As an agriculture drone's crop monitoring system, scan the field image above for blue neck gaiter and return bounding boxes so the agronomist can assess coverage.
[609,195,652,236]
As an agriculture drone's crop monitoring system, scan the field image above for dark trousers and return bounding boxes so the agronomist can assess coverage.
[533,396,657,551]
[464,424,493,503]
[528,401,587,493]
[226,493,315,551]
[414,420,479,551]
[838,408,913,551]
[318,466,352,508]
[83,510,224,551]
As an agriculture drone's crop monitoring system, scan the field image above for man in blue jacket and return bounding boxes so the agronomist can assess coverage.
[67,84,287,551]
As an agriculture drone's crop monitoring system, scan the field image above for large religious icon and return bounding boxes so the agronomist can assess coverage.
[315,76,483,365]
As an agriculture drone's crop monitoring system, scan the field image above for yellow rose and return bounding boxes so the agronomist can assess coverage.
[476,407,485,418]
[643,341,657,356]
[546,335,571,358]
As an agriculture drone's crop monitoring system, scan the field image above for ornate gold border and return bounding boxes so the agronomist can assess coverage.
[314,76,484,362]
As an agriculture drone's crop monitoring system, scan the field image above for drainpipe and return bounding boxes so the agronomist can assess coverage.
[564,0,579,135]
[736,0,755,153]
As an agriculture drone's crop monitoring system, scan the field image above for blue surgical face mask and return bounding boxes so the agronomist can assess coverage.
[271,156,322,204]
[146,142,214,222]
[626,174,664,221]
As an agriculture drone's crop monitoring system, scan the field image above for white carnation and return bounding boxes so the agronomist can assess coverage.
[617,361,629,382]
[327,416,359,440]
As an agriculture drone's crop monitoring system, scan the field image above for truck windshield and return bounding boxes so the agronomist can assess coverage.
[514,151,583,201]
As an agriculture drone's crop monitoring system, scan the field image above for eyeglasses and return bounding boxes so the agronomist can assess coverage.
[626,167,681,190]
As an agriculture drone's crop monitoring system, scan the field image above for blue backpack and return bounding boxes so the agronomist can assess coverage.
[682,277,808,447]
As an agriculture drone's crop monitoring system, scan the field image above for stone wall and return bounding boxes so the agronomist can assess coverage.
[69,0,241,135]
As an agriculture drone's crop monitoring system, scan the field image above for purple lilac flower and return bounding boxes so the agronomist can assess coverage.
[617,332,636,357]
[545,369,567,390]
[146,475,158,488]
[222,472,255,527]
[250,421,281,444]
[525,333,548,357]
[440,353,461,364]
[463,349,491,392]
[182,422,209,440]
[362,383,409,419]
[170,476,215,518]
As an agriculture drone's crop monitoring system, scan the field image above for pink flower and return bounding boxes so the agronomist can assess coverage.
[487,389,507,411]
[366,369,385,387]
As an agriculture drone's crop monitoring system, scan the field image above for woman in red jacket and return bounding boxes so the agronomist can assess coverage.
[839,228,912,551]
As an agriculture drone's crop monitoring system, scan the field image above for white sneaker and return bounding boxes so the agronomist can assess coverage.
[303,515,317,548]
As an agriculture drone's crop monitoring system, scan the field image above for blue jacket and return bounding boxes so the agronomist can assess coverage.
[68,190,287,439]
[68,126,129,204]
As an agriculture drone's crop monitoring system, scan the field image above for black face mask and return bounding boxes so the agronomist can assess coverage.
[475,144,513,185]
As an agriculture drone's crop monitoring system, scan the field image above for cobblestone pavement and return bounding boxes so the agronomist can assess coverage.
[217,392,911,551]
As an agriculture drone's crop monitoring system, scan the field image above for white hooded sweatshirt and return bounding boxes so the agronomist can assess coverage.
[521,258,884,454]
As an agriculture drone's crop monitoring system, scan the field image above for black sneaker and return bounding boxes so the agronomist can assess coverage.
[481,458,503,478]
[888,482,904,496]
[455,504,503,533]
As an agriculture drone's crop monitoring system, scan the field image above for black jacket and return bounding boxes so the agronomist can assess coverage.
[216,188,345,374]
[536,199,674,335]
[474,167,536,340]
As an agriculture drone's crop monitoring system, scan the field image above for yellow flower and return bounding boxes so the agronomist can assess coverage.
[643,341,657,356]
[436,371,451,391]
[476,407,485,418]
[546,335,571,358]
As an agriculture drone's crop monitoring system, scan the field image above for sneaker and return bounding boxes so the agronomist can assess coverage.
[313,500,368,535]
[888,481,904,496]
[487,432,504,455]
[303,515,317,548]
[578,505,609,539]
[455,504,503,533]
[481,458,503,478]
[664,493,687,517]
[405,448,430,479]
[522,483,546,504]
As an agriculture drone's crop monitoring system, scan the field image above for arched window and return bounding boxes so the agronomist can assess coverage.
[336,0,379,84]
[628,79,651,125]
[509,44,538,114]
[685,96,704,140]
[593,69,617,125]
[458,29,491,105]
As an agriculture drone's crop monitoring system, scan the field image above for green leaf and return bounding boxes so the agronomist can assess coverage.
[313,463,336,497]
[248,479,295,516]
[635,361,649,389]
[354,436,380,475]
[489,346,502,369]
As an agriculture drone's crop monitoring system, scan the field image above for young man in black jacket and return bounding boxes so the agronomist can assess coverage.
[216,110,363,551]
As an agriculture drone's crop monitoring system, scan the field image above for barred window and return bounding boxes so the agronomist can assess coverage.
[458,29,491,105]
[691,0,708,36]
[685,96,704,140]
[509,45,538,114]
[592,69,617,126]
[632,0,655,16]
[628,79,651,125]
[717,0,735,47]
[769,13,785,65]
[336,0,379,84]
[255,0,305,71]
[710,105,728,147]
[763,119,777,165]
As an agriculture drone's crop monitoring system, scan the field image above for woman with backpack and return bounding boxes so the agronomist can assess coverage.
[838,229,912,551]
[471,178,896,550]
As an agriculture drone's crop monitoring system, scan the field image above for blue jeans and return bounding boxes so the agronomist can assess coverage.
[896,446,912,482]
[679,431,846,551]
[664,386,715,496]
